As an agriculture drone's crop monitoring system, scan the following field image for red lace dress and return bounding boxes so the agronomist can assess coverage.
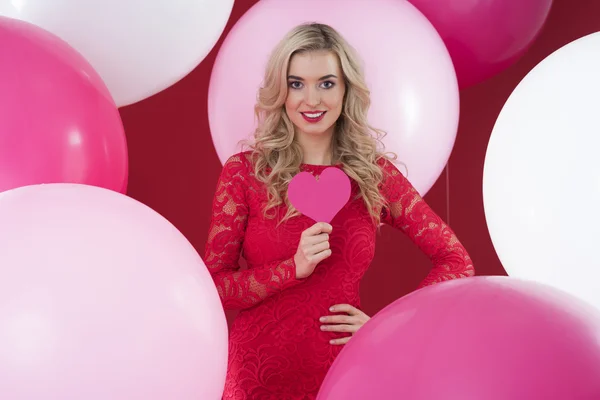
[204,151,474,400]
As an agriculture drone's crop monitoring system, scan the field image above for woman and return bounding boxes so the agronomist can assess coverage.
[205,23,474,399]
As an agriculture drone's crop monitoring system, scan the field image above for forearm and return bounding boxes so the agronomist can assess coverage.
[211,257,301,310]
[416,255,475,289]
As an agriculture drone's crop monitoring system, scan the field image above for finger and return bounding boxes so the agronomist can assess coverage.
[303,232,330,245]
[320,315,355,324]
[303,222,333,237]
[310,249,332,264]
[329,304,359,315]
[306,240,330,256]
[321,324,358,333]
[330,336,351,345]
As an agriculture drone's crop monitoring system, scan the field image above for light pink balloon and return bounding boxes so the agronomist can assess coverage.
[408,0,553,89]
[0,184,228,399]
[318,276,600,399]
[208,0,459,196]
[0,16,128,194]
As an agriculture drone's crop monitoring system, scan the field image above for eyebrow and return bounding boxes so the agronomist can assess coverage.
[287,74,338,81]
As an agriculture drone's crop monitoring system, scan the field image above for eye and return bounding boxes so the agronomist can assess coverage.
[288,81,303,89]
[321,81,335,89]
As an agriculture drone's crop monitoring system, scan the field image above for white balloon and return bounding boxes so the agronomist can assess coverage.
[0,0,233,106]
[483,32,600,310]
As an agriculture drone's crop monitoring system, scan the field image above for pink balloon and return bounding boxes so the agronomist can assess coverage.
[408,0,553,89]
[208,0,459,196]
[0,184,228,399]
[0,16,128,194]
[318,276,600,399]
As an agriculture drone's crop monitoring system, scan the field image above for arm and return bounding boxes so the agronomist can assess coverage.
[204,154,301,310]
[379,159,475,288]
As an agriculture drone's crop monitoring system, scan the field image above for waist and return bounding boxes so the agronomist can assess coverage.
[231,286,359,336]
[230,307,350,356]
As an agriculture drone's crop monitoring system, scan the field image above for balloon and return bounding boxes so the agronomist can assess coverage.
[408,0,553,88]
[208,0,459,196]
[0,0,234,106]
[0,184,228,399]
[318,276,600,399]
[0,17,128,194]
[483,32,600,311]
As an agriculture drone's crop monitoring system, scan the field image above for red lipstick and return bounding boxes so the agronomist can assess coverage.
[300,111,326,123]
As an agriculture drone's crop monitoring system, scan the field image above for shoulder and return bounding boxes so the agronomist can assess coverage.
[224,151,253,168]
[376,156,413,202]
[376,156,406,181]
[219,151,257,188]
[222,151,255,175]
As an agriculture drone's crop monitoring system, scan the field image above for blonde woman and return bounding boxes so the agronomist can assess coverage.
[205,23,474,399]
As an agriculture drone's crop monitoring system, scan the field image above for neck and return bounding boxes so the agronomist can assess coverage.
[296,128,334,165]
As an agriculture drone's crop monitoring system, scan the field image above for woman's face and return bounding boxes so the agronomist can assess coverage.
[285,50,346,138]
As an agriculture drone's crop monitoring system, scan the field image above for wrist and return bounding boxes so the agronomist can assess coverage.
[284,256,304,288]
[292,254,306,279]
[293,254,300,277]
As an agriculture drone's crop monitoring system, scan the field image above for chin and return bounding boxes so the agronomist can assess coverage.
[303,127,330,135]
[299,122,336,136]
[302,125,328,135]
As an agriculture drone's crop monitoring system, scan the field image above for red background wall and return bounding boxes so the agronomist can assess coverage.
[119,0,600,321]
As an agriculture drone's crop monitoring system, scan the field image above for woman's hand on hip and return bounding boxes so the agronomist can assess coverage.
[320,304,370,345]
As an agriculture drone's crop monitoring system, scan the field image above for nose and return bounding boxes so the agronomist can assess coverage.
[304,87,321,108]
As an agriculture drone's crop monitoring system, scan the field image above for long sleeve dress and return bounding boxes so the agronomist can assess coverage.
[204,151,474,400]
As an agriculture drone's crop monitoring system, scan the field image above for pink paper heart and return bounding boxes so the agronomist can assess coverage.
[287,167,351,223]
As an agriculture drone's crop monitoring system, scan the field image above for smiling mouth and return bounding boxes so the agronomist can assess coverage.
[300,111,326,123]
[301,111,325,118]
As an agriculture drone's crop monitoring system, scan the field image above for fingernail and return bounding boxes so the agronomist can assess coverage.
[319,317,325,322]
[329,307,335,312]
[320,325,326,330]
[329,340,335,344]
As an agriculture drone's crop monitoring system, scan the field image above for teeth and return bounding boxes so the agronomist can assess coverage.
[303,112,324,118]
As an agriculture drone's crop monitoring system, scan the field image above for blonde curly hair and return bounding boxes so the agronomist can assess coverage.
[247,22,396,226]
